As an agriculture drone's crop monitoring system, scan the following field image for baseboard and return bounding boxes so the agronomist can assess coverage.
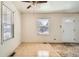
[22,42,79,44]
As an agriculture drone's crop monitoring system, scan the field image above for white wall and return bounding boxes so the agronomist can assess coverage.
[21,13,79,43]
[0,1,1,44]
[0,1,21,56]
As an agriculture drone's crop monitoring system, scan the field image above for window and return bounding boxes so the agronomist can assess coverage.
[1,3,14,42]
[37,18,49,35]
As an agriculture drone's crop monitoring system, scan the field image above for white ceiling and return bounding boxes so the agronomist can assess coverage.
[13,1,79,13]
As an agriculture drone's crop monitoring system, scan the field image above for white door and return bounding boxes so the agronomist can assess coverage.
[74,19,79,42]
[62,19,75,42]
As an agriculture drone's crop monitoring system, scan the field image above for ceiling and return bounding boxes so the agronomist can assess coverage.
[13,1,79,13]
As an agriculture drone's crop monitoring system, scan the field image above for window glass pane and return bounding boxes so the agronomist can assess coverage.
[37,18,49,35]
[2,4,14,41]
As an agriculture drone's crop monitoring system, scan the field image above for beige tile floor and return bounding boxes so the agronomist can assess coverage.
[14,43,60,57]
[14,43,79,57]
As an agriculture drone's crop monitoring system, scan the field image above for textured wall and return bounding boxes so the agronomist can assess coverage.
[0,1,21,56]
[21,13,79,43]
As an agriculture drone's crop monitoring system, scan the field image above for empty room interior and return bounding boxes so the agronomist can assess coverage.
[1,1,79,57]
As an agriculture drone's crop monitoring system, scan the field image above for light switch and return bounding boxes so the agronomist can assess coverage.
[60,25,62,28]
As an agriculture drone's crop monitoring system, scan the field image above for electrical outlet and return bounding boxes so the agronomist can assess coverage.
[54,38,56,40]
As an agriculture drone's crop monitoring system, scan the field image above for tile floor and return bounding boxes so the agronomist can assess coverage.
[14,43,79,57]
